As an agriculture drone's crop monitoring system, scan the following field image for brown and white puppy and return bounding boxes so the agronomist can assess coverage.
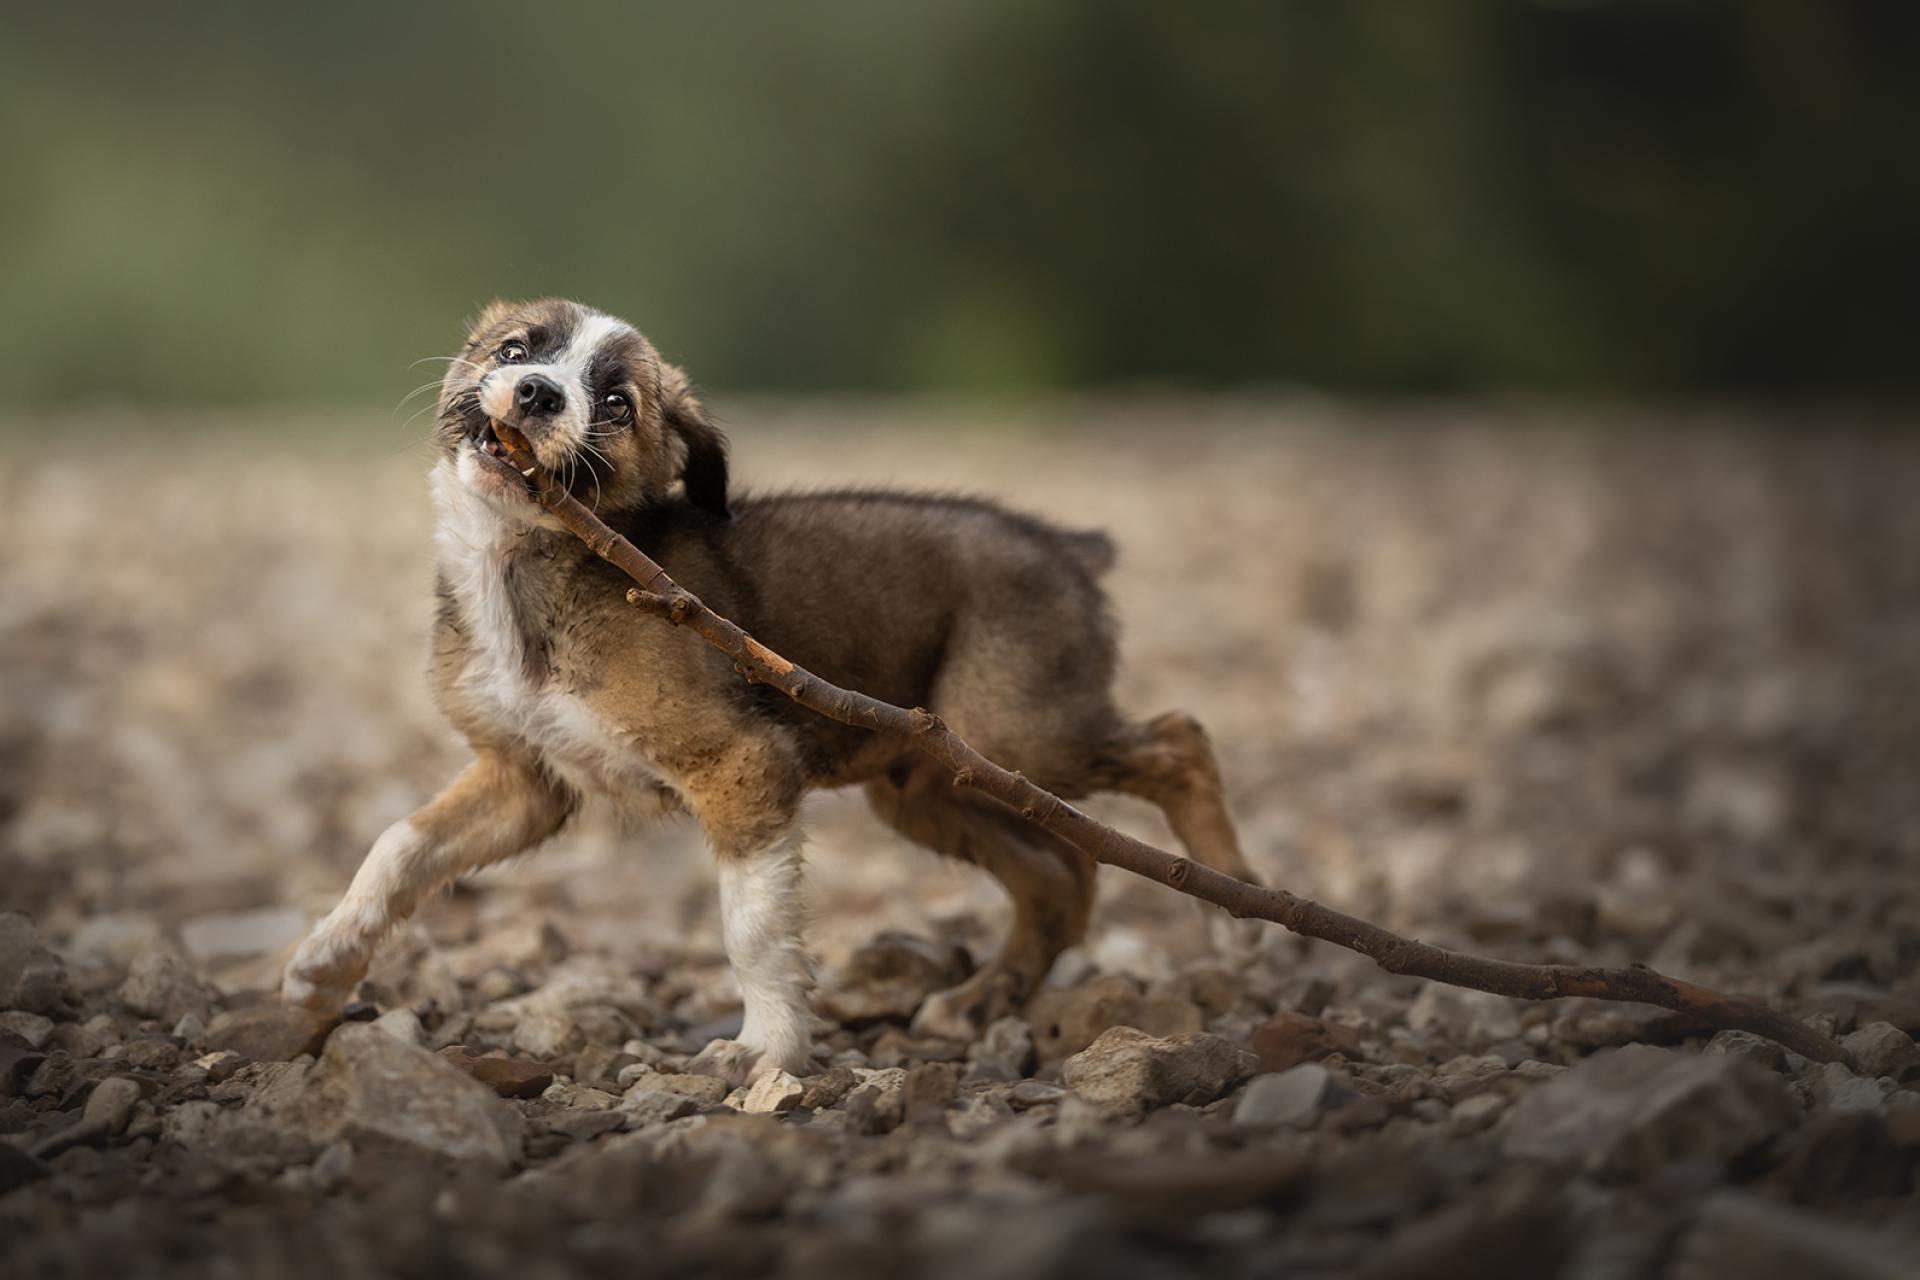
[284,299,1256,1083]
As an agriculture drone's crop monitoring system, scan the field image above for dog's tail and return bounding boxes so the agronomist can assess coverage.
[1059,528,1117,578]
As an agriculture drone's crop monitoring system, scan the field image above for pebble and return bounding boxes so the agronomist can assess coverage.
[1504,1045,1797,1182]
[1839,1022,1919,1081]
[1250,1011,1360,1073]
[0,1010,55,1050]
[1232,1064,1332,1127]
[117,950,219,1024]
[739,1069,806,1114]
[273,1023,523,1168]
[0,913,71,1014]
[369,1007,426,1047]
[436,1047,554,1099]
[1061,1027,1258,1117]
[203,1003,338,1062]
[1025,976,1205,1063]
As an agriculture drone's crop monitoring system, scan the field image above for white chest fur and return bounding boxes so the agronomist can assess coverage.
[430,460,665,804]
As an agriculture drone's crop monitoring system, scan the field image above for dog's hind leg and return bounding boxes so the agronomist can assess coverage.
[866,765,1097,1040]
[1093,711,1266,957]
[283,750,573,1013]
[1097,711,1257,883]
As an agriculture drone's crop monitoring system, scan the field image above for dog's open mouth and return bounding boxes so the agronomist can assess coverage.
[468,419,538,484]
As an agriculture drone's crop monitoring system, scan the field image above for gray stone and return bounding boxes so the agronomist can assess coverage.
[1504,1045,1797,1181]
[272,1022,522,1168]
[965,1016,1035,1081]
[82,1075,142,1134]
[1007,1079,1067,1110]
[1840,1022,1919,1081]
[1676,1192,1912,1280]
[510,1009,580,1059]
[738,1068,805,1114]
[1061,1026,1258,1116]
[202,1003,336,1062]
[626,1072,729,1107]
[1705,1028,1787,1073]
[1808,1060,1890,1114]
[1408,984,1522,1045]
[1232,1064,1332,1127]
[620,1088,700,1127]
[370,1007,426,1046]
[0,1010,55,1050]
[117,950,219,1024]
[0,913,71,1014]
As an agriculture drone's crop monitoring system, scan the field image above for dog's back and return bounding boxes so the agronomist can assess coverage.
[622,488,1123,791]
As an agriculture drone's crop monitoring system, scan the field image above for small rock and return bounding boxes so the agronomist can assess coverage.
[621,1088,699,1127]
[1841,1022,1919,1081]
[1008,1079,1067,1110]
[903,1060,960,1120]
[1451,1091,1508,1133]
[573,1045,640,1088]
[1677,1192,1913,1280]
[510,1009,581,1059]
[171,1011,208,1044]
[1408,984,1522,1046]
[1705,1029,1787,1073]
[194,1050,246,1082]
[739,1069,805,1114]
[1061,1026,1258,1117]
[0,1011,55,1050]
[0,913,70,1014]
[370,1007,426,1047]
[273,1023,522,1168]
[1432,1053,1512,1101]
[1505,1045,1796,1182]
[117,950,219,1023]
[1,1033,47,1096]
[436,1047,554,1099]
[966,1016,1035,1081]
[541,1080,618,1111]
[1808,1060,1890,1114]
[203,1003,337,1062]
[1250,1011,1359,1073]
[1232,1064,1332,1127]
[627,1072,729,1106]
[798,1065,861,1110]
[310,1140,354,1193]
[83,1076,143,1134]
[51,1013,120,1058]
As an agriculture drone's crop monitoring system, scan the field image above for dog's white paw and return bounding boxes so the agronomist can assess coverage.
[687,1037,764,1089]
[282,936,364,1015]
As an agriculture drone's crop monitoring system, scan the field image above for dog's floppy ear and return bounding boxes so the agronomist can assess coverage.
[659,363,729,518]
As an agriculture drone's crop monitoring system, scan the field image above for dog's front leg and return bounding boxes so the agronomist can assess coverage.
[690,827,815,1086]
[283,751,572,1013]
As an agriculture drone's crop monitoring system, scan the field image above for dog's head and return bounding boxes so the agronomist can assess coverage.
[436,299,728,517]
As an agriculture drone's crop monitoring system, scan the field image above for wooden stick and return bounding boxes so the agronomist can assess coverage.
[484,424,1849,1064]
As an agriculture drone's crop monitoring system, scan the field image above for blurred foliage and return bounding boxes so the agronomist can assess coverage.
[2,1,1915,404]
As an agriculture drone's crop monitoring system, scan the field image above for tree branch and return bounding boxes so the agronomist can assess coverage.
[485,425,1848,1065]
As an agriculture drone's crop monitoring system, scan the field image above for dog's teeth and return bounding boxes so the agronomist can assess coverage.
[520,466,536,477]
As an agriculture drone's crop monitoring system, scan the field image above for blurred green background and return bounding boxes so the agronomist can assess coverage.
[3,1,1915,406]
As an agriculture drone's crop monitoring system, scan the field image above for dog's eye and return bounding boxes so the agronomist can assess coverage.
[604,392,631,419]
[498,341,528,363]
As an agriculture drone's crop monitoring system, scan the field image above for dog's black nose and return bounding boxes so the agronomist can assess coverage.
[515,373,566,418]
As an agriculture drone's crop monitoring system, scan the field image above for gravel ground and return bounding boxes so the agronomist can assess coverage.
[2,403,1918,1278]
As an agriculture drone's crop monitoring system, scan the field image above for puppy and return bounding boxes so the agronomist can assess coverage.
[284,299,1256,1083]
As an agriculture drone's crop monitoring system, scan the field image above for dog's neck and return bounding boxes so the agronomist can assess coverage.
[429,458,574,683]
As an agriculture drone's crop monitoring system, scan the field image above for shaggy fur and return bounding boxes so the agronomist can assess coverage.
[285,299,1255,1082]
